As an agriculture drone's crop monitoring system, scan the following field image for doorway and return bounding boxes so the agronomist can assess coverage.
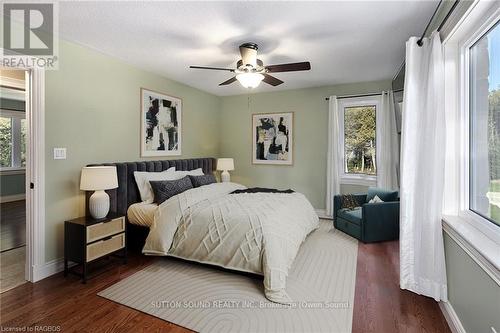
[0,67,28,292]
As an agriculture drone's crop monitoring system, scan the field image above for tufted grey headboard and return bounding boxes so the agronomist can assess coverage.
[87,158,216,216]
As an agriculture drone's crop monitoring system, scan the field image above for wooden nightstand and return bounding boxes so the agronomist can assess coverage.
[64,213,127,283]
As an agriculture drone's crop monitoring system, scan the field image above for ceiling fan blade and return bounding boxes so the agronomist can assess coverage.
[190,65,235,72]
[219,76,237,86]
[265,62,311,73]
[262,74,284,86]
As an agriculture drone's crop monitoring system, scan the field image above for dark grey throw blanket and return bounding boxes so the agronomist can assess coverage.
[230,187,295,194]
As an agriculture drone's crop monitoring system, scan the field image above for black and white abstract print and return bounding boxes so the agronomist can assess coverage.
[252,112,293,165]
[141,89,182,156]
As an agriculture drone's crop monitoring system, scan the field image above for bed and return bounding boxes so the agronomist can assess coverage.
[87,158,319,303]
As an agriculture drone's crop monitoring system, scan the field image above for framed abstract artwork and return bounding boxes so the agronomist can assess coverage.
[252,112,293,165]
[141,88,182,157]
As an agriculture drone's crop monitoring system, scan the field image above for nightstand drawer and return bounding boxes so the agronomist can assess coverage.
[86,217,125,243]
[86,233,125,262]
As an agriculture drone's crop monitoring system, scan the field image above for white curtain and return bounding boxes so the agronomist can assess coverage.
[326,96,341,217]
[377,91,399,190]
[400,31,447,301]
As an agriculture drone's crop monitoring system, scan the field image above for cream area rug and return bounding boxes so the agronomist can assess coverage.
[99,220,358,333]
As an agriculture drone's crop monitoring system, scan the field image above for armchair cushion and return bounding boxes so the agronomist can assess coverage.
[337,207,362,226]
[333,194,367,217]
[366,187,398,202]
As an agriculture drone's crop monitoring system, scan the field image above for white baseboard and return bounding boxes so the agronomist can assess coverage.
[33,258,66,282]
[315,209,332,220]
[439,301,466,333]
[0,193,26,203]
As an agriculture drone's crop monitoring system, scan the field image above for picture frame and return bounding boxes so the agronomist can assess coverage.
[252,112,293,165]
[140,88,182,157]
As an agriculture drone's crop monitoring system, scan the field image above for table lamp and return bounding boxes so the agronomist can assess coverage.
[217,158,234,182]
[80,166,118,219]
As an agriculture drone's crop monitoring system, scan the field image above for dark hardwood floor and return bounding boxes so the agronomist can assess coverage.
[0,238,450,332]
[352,241,451,333]
[0,200,26,252]
[0,255,188,332]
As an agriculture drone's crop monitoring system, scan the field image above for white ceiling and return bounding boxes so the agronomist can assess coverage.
[58,1,437,96]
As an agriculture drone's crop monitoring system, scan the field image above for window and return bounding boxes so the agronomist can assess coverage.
[442,0,499,273]
[339,98,380,185]
[0,110,26,170]
[344,106,377,175]
[0,116,12,167]
[469,20,500,226]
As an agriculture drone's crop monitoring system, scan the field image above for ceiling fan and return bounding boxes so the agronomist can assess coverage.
[189,42,311,89]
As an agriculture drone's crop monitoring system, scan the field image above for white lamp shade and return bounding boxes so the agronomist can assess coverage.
[80,166,118,191]
[236,73,264,88]
[217,158,234,171]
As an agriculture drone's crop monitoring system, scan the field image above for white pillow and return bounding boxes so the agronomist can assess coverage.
[134,167,176,203]
[368,195,384,204]
[172,168,204,178]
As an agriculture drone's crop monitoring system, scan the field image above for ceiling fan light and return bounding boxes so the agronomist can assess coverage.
[236,73,264,88]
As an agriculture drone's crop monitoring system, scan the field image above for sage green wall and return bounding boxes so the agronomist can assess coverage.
[44,40,221,262]
[443,233,500,333]
[0,174,25,196]
[219,80,391,209]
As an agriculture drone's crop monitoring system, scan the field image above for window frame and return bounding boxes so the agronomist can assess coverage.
[459,9,500,233]
[467,19,500,227]
[0,108,26,173]
[338,96,381,186]
[442,0,500,273]
[442,1,500,278]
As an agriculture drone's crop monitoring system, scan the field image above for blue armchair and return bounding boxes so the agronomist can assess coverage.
[333,187,400,243]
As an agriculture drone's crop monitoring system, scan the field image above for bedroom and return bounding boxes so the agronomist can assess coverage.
[0,1,499,333]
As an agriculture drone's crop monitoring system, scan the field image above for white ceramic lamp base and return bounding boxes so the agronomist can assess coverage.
[221,170,231,183]
[89,190,110,219]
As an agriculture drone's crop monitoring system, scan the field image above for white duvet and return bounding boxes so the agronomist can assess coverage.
[142,182,319,303]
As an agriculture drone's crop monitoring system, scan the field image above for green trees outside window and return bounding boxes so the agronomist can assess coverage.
[344,106,376,175]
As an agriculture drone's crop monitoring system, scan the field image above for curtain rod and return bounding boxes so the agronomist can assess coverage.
[417,0,442,46]
[324,88,403,101]
[437,0,460,32]
[417,0,460,46]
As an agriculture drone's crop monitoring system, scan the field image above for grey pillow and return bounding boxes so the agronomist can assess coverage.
[188,174,216,188]
[149,176,193,204]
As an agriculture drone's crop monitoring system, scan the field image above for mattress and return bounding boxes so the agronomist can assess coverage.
[127,202,158,227]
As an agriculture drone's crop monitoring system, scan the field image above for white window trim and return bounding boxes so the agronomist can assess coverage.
[0,77,25,90]
[0,168,25,175]
[443,0,500,274]
[0,109,25,118]
[0,109,26,172]
[0,86,26,101]
[338,96,380,186]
